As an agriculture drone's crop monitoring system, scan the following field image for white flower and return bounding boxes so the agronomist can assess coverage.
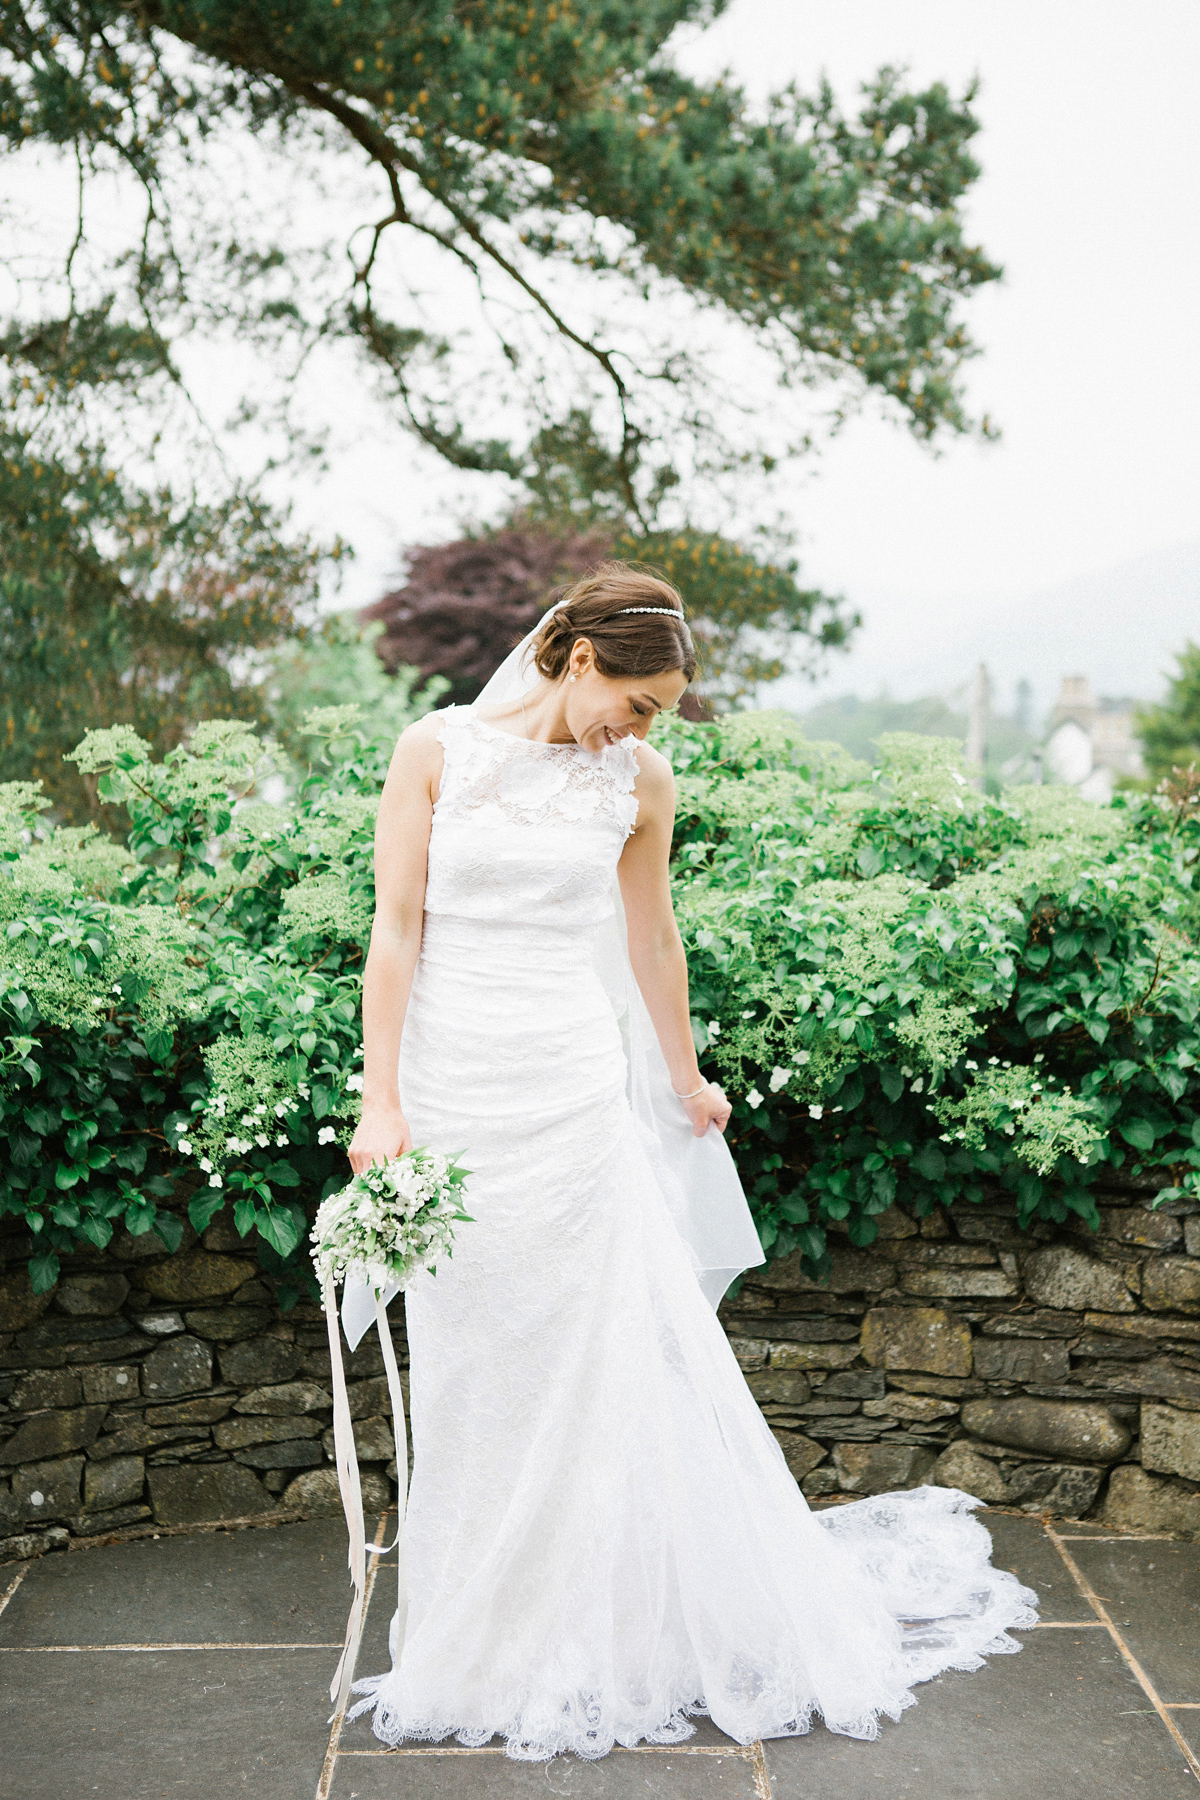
[746,1089,763,1110]
[769,1067,791,1092]
[901,1065,914,1078]
[707,1020,721,1038]
[274,1102,287,1118]
[255,1133,269,1148]
[208,1172,222,1188]
[346,1073,364,1093]
[741,1009,755,1019]
[911,1077,924,1094]
[254,1104,266,1116]
[965,1059,978,1071]
[297,1082,311,1098]
[795,1050,810,1065]
[199,1157,212,1173]
[111,983,122,995]
[808,1103,823,1120]
[225,1135,241,1151]
[317,1126,337,1145]
[176,1139,192,1156]
[275,1134,288,1147]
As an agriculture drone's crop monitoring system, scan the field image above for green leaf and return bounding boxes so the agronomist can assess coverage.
[28,1250,60,1293]
[153,1211,184,1253]
[263,1159,302,1188]
[911,1142,946,1181]
[233,1197,259,1237]
[142,1025,173,1065]
[878,1065,904,1103]
[256,1206,302,1258]
[187,1193,226,1234]
[78,1214,114,1249]
[123,1196,157,1236]
[1119,1118,1157,1151]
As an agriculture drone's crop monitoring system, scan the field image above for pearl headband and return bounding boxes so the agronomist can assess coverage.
[616,606,685,617]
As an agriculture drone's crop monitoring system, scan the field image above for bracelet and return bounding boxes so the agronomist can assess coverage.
[674,1081,708,1100]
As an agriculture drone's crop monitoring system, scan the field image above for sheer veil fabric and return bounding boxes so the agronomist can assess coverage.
[340,604,1038,1761]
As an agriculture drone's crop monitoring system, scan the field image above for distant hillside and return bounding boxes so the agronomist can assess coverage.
[796,692,1035,786]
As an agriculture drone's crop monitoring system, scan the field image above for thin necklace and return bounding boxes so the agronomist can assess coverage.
[520,690,530,739]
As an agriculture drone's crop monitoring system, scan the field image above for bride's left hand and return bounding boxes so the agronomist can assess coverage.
[681,1081,732,1138]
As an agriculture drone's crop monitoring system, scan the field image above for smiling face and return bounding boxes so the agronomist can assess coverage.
[564,636,689,751]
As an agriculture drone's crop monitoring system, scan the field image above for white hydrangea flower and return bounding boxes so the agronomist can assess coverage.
[768,1067,791,1093]
[317,1125,337,1145]
[346,1073,364,1093]
[275,1134,288,1147]
[745,1089,763,1109]
[795,1050,810,1065]
[177,1139,192,1156]
[208,1172,222,1187]
[808,1103,823,1120]
[255,1133,269,1148]
[199,1157,212,1172]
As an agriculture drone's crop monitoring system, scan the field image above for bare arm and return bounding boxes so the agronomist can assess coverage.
[347,713,444,1174]
[618,744,732,1140]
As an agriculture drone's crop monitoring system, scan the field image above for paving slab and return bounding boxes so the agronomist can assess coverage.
[763,1627,1196,1799]
[0,1520,358,1648]
[974,1509,1095,1622]
[1062,1536,1200,1703]
[0,1647,333,1800]
[329,1747,763,1798]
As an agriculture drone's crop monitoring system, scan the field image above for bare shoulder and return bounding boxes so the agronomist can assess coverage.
[382,706,448,794]
[630,736,676,816]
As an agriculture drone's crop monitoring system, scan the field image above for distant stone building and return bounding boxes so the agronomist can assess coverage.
[1045,676,1144,802]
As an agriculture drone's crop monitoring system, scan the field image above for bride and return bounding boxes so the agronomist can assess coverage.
[343,562,1036,1761]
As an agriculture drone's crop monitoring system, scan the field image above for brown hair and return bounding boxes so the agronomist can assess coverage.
[530,562,697,684]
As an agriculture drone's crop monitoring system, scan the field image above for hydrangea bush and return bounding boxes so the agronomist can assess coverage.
[1,702,1198,1300]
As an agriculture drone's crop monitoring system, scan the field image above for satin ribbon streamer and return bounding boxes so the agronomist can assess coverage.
[323,1276,409,1714]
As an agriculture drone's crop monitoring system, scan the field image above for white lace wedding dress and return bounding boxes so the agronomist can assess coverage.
[348,706,1037,1760]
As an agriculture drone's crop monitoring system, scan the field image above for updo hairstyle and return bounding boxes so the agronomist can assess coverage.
[530,563,697,685]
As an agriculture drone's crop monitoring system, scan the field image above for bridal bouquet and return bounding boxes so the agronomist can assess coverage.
[310,1146,473,1296]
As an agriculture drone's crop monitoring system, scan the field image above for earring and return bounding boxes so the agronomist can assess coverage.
[569,674,577,682]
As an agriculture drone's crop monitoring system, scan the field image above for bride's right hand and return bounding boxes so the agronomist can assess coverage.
[348,1103,413,1174]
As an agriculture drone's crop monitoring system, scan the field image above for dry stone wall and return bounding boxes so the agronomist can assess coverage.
[3,1181,1200,1562]
[719,1180,1200,1538]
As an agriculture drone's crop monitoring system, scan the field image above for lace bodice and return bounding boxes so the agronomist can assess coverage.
[424,707,640,930]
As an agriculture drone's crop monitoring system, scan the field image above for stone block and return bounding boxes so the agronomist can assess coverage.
[888,1373,986,1398]
[972,1337,1071,1385]
[766,1342,860,1372]
[862,1394,960,1424]
[1083,1310,1200,1344]
[83,1455,145,1513]
[984,1309,1083,1338]
[217,1339,303,1388]
[757,1248,894,1294]
[232,1380,331,1416]
[1022,1246,1136,1313]
[1141,1402,1200,1481]
[899,1267,1020,1299]
[896,1244,999,1266]
[860,1307,973,1377]
[142,1336,212,1399]
[756,1318,861,1343]
[1094,1356,1200,1403]
[932,1442,1011,1502]
[832,1442,937,1495]
[80,1365,139,1404]
[869,1206,919,1240]
[1142,1257,1200,1315]
[132,1312,185,1336]
[746,1371,812,1407]
[184,1307,273,1342]
[233,1441,324,1470]
[11,1368,83,1412]
[1186,1216,1200,1257]
[0,1405,107,1466]
[282,1466,390,1518]
[144,1395,232,1426]
[1,1456,84,1528]
[771,1430,827,1482]
[138,1250,257,1304]
[0,1526,70,1561]
[0,1267,55,1332]
[1004,1463,1104,1517]
[346,1376,401,1419]
[800,1467,842,1497]
[213,1415,324,1450]
[17,1316,131,1352]
[321,1415,396,1463]
[819,1370,886,1399]
[1100,1208,1182,1249]
[1101,1464,1200,1536]
[960,1397,1130,1463]
[727,1338,769,1371]
[147,1462,275,1525]
[54,1273,130,1317]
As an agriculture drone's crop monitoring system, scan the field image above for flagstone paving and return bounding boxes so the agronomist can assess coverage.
[1,1507,1197,1799]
